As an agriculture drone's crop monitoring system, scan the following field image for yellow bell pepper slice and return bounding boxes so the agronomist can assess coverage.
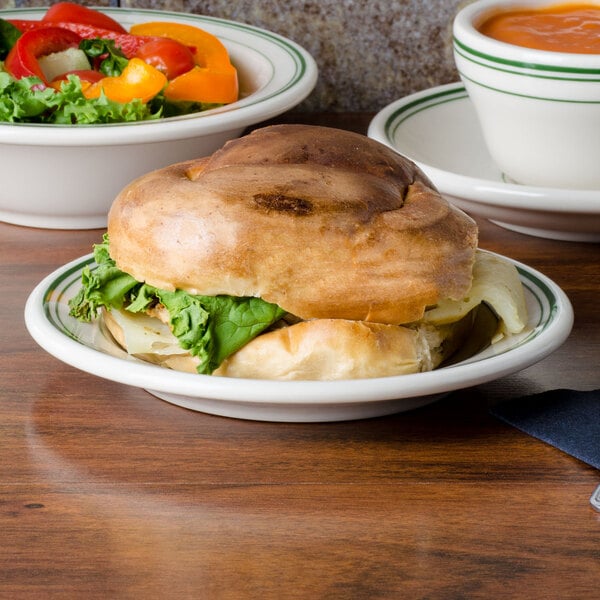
[83,57,167,103]
[129,21,238,104]
[161,65,238,104]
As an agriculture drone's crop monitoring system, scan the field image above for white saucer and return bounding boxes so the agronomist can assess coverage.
[24,251,573,422]
[368,82,600,242]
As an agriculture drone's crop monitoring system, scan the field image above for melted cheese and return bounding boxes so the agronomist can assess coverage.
[106,309,188,356]
[422,251,528,335]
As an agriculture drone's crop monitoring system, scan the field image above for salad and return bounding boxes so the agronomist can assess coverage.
[0,2,239,124]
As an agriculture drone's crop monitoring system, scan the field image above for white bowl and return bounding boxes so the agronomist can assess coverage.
[0,7,318,229]
[453,0,600,189]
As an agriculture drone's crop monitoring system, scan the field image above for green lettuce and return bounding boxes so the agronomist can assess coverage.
[79,38,129,77]
[69,236,286,374]
[0,70,162,124]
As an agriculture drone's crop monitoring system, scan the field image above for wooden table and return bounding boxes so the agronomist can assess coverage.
[1,114,599,598]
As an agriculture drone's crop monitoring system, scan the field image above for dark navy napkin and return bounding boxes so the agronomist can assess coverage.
[490,389,600,470]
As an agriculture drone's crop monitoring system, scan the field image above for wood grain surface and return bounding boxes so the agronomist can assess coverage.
[1,113,599,599]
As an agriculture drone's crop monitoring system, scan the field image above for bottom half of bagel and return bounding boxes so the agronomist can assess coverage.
[104,310,466,380]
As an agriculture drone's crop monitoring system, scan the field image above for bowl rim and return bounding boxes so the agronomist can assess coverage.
[453,0,600,71]
[0,7,318,145]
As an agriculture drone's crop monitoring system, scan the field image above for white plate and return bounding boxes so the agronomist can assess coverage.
[25,251,573,422]
[368,82,600,242]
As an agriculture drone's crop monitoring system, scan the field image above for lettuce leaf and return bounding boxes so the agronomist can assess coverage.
[68,238,140,321]
[0,69,162,124]
[79,38,129,77]
[68,235,286,374]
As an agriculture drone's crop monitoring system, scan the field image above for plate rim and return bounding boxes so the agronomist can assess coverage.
[24,250,574,410]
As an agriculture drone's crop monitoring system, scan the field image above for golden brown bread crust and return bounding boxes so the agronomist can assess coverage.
[107,125,478,324]
[214,319,441,380]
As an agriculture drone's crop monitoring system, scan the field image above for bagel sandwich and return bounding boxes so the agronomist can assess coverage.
[68,124,528,380]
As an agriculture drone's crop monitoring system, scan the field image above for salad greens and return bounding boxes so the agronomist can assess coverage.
[0,70,161,123]
[79,38,129,77]
[0,26,162,124]
[69,236,286,374]
[0,19,221,124]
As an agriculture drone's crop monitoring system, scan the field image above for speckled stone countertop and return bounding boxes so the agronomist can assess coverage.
[4,0,470,112]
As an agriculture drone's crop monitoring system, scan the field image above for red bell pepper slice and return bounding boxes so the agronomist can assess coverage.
[5,19,41,33]
[3,19,180,65]
[4,26,82,83]
[41,2,127,34]
[48,22,161,58]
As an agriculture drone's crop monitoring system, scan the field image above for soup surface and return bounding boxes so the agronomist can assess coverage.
[477,3,600,53]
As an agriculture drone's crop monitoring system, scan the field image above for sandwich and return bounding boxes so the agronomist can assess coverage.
[69,124,528,380]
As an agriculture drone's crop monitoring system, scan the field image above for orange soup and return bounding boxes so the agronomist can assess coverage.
[478,3,600,53]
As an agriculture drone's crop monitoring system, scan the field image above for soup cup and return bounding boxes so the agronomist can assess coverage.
[453,0,600,189]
